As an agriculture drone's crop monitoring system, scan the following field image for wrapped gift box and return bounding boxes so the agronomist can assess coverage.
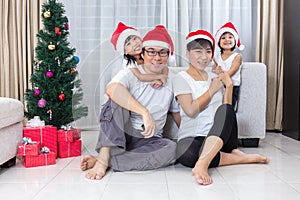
[57,128,81,142]
[17,142,41,156]
[23,126,57,157]
[57,139,82,158]
[22,152,56,168]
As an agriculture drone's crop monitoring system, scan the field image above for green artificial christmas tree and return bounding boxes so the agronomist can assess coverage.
[24,0,88,128]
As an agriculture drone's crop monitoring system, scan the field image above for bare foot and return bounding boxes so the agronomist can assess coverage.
[232,149,270,164]
[250,154,270,164]
[85,160,108,180]
[231,149,245,156]
[80,155,97,171]
[192,161,212,185]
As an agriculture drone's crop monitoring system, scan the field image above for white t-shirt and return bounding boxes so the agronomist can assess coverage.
[214,52,241,86]
[108,65,179,137]
[172,68,223,140]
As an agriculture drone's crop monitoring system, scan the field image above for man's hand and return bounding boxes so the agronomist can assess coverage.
[141,110,156,138]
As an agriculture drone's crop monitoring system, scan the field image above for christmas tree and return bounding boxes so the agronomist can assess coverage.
[24,0,88,128]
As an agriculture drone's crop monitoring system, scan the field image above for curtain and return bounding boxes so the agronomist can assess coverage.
[256,0,284,130]
[0,0,45,101]
[61,0,257,129]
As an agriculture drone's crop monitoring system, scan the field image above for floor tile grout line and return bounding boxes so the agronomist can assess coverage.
[215,168,241,200]
[164,167,172,200]
[30,157,76,199]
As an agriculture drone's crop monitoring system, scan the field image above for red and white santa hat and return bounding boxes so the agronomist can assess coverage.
[186,29,215,56]
[142,25,174,55]
[215,22,245,51]
[110,22,141,53]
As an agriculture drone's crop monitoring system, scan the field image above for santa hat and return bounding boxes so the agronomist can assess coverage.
[142,25,174,55]
[110,22,141,53]
[215,22,245,51]
[186,29,215,57]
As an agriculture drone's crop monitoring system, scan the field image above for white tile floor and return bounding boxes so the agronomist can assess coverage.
[1,131,300,200]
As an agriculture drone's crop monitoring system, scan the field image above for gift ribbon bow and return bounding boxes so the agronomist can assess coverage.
[21,137,37,155]
[40,146,50,154]
[61,124,72,131]
[26,116,45,127]
[40,146,51,166]
[22,137,36,144]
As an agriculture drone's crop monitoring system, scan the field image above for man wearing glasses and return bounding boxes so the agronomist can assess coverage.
[81,25,180,180]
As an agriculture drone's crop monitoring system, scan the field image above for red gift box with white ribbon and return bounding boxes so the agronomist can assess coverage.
[17,141,41,156]
[57,139,82,158]
[23,126,57,157]
[22,152,56,168]
[57,128,81,142]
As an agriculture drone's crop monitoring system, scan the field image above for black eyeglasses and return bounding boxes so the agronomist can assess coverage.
[144,49,169,57]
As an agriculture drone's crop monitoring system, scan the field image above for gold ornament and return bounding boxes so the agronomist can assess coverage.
[44,10,51,19]
[48,42,55,51]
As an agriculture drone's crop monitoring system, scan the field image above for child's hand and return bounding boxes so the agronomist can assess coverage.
[159,74,168,86]
[150,80,163,89]
[212,66,223,74]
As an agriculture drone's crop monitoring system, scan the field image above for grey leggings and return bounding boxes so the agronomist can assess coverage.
[176,104,238,168]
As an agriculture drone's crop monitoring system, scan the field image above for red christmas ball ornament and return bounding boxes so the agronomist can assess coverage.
[70,68,76,74]
[34,89,40,96]
[58,93,66,101]
[55,27,62,35]
[46,71,54,78]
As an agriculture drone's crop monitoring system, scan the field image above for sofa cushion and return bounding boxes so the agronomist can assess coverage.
[0,97,24,129]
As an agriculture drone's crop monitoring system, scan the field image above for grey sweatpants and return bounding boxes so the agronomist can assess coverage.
[96,99,176,171]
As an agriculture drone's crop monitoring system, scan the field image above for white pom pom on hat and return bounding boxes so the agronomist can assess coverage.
[215,22,245,51]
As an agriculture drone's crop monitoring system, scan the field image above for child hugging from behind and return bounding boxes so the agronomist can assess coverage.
[111,22,169,88]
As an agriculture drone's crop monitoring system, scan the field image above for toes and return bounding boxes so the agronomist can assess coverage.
[264,157,270,164]
[80,161,88,171]
[80,155,97,171]
[85,171,104,180]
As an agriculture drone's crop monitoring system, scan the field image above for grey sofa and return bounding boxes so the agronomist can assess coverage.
[0,98,23,168]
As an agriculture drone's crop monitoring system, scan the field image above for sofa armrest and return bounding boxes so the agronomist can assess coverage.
[236,62,266,139]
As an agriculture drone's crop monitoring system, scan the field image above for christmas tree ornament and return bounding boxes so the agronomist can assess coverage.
[48,42,55,50]
[38,98,46,108]
[47,109,53,120]
[46,70,54,78]
[70,68,76,74]
[55,27,62,35]
[34,89,40,96]
[71,87,79,94]
[58,93,66,101]
[65,23,69,30]
[34,60,41,70]
[73,56,80,64]
[55,57,61,66]
[43,10,51,19]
